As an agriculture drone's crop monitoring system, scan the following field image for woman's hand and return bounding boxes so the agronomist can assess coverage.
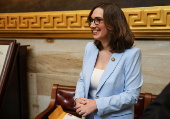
[75,97,87,106]
[76,98,97,117]
[75,97,87,116]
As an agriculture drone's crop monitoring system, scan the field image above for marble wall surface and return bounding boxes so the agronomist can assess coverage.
[1,38,170,119]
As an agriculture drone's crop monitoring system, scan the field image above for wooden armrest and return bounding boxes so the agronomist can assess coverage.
[144,93,157,109]
[35,84,58,119]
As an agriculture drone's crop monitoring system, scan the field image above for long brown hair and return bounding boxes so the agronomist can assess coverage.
[88,2,134,53]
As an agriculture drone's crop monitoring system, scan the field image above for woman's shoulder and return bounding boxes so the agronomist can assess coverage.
[86,42,95,48]
[124,47,141,55]
[121,47,142,67]
[123,47,141,60]
[85,42,97,51]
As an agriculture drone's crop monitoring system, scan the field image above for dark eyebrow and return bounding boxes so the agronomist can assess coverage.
[95,17,103,19]
[91,17,103,19]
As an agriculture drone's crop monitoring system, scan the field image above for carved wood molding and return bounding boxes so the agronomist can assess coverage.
[0,6,170,38]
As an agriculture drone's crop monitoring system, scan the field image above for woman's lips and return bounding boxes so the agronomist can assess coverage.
[93,30,100,35]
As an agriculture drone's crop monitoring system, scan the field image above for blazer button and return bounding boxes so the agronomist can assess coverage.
[96,96,99,99]
[111,57,115,61]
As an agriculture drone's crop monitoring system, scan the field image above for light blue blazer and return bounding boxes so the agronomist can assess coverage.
[74,42,143,119]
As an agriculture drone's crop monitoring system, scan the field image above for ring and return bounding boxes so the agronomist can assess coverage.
[80,111,84,115]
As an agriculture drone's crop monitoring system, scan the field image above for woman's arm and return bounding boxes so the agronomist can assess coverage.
[74,42,92,101]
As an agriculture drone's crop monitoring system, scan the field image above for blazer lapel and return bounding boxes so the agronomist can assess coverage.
[85,46,99,98]
[96,52,124,93]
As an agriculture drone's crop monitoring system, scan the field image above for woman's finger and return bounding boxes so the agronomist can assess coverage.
[82,112,87,117]
[79,100,87,105]
[78,110,84,115]
[76,108,81,114]
[75,104,81,109]
[80,97,87,101]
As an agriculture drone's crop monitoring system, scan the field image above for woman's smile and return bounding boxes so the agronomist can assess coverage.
[92,28,100,35]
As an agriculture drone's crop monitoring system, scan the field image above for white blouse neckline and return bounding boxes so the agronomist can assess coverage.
[94,68,104,71]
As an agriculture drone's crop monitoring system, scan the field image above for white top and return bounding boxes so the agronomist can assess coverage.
[89,68,104,98]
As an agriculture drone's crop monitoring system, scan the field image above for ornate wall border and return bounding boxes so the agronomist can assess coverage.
[0,6,170,38]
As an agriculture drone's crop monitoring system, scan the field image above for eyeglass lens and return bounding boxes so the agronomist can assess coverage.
[89,18,103,25]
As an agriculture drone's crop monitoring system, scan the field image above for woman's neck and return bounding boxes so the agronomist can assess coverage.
[100,40,110,51]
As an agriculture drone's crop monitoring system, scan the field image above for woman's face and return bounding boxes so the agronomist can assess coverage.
[90,7,110,42]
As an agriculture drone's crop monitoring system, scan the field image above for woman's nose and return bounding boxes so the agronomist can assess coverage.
[90,22,96,28]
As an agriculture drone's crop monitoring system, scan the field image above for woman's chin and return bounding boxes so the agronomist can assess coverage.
[93,35,99,40]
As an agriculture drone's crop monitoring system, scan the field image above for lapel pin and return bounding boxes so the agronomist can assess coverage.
[111,57,115,61]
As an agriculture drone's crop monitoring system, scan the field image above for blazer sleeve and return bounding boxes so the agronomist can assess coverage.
[74,43,91,100]
[95,48,143,116]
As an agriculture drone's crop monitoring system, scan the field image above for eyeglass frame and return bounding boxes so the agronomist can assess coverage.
[88,18,104,25]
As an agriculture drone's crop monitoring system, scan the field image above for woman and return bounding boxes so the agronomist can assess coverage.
[74,2,143,119]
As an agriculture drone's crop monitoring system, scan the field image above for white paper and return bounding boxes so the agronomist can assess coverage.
[0,45,9,75]
[63,113,80,119]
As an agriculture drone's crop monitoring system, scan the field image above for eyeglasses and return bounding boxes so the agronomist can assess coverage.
[88,18,104,25]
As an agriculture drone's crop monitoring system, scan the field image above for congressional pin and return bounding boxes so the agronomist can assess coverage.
[111,57,115,61]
